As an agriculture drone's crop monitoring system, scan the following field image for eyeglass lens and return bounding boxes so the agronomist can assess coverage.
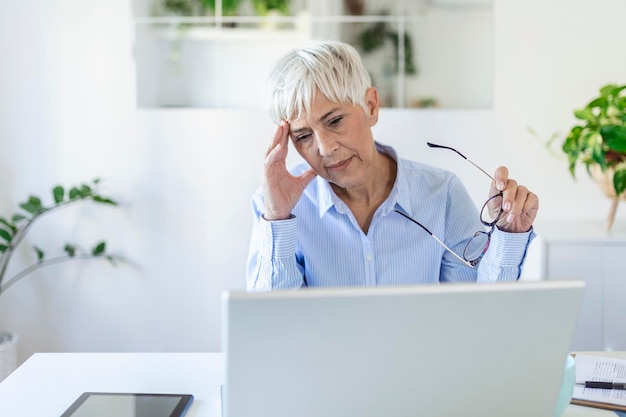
[464,194,504,263]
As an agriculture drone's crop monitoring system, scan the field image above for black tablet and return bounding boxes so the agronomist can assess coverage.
[60,392,194,417]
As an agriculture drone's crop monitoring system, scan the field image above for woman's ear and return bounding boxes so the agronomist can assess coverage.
[365,87,379,126]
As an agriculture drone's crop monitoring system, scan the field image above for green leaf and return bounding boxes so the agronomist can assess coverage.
[64,244,76,257]
[80,184,93,197]
[613,166,626,196]
[0,217,15,233]
[563,126,583,157]
[0,244,8,252]
[92,196,118,206]
[68,187,81,200]
[587,97,607,109]
[105,255,118,266]
[567,153,578,177]
[52,185,64,204]
[11,213,27,223]
[92,241,106,256]
[574,108,596,122]
[33,246,44,261]
[0,228,12,243]
[19,196,44,214]
[610,85,626,98]
[600,84,619,98]
[586,131,606,168]
[602,125,626,152]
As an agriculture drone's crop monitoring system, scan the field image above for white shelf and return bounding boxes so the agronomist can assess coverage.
[149,26,309,42]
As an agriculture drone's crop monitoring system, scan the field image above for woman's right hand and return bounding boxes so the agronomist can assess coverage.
[262,121,317,221]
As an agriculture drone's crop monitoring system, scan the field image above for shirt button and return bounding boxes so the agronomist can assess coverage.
[366,254,373,261]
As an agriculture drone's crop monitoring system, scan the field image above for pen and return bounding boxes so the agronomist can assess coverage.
[577,381,626,390]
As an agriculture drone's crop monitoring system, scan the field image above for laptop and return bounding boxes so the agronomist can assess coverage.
[221,280,583,417]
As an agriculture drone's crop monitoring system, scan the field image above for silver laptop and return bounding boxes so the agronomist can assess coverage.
[221,280,583,417]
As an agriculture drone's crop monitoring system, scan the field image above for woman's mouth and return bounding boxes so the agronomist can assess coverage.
[326,157,352,172]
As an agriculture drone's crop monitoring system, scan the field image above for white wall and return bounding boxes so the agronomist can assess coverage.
[1,0,626,365]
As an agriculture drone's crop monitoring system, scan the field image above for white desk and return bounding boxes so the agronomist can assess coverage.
[0,352,618,417]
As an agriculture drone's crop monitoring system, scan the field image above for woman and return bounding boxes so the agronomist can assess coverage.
[247,40,538,291]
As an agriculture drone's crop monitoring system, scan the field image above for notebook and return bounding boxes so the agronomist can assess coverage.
[221,280,583,417]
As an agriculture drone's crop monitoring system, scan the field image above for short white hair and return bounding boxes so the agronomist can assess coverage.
[266,40,372,124]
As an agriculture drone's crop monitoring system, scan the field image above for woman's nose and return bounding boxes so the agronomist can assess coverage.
[316,132,338,156]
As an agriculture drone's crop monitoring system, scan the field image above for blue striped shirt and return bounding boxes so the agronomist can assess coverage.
[247,144,535,291]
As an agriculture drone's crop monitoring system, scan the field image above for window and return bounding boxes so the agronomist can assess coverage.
[132,0,493,109]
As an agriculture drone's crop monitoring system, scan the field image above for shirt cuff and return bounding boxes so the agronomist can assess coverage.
[260,215,298,259]
[484,227,536,267]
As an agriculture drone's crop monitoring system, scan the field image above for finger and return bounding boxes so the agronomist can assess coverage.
[264,141,286,167]
[503,184,527,223]
[265,121,289,157]
[520,191,539,221]
[500,177,517,204]
[297,168,318,189]
[492,166,509,193]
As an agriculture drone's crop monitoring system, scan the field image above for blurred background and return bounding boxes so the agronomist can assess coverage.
[1,0,625,372]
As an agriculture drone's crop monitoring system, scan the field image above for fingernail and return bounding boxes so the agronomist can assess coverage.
[497,181,505,191]
[503,201,511,211]
[507,213,514,223]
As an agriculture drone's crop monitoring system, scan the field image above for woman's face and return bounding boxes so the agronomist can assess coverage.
[288,88,380,190]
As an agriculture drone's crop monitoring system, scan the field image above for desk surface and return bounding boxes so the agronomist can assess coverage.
[0,352,619,417]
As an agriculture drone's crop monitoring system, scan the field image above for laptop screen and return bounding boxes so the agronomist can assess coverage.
[222,280,583,417]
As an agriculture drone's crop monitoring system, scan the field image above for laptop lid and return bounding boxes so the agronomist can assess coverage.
[222,280,583,417]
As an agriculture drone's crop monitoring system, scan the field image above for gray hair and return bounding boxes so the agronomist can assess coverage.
[266,40,372,124]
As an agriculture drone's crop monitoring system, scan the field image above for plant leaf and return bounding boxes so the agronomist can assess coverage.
[600,84,619,98]
[92,196,118,206]
[19,196,44,214]
[11,213,27,222]
[0,217,15,233]
[610,85,626,98]
[574,108,596,122]
[0,228,12,243]
[92,241,106,256]
[33,246,44,261]
[602,125,626,152]
[0,244,8,252]
[52,185,64,204]
[68,187,80,200]
[613,166,626,196]
[64,244,76,257]
[80,184,92,197]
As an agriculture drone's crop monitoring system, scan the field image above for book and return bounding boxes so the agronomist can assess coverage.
[571,354,626,411]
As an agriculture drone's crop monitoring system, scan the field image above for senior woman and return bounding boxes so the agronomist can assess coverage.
[247,40,538,291]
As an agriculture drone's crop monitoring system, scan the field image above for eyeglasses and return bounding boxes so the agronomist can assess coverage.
[395,142,504,267]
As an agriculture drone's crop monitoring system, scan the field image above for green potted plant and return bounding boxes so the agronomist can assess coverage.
[560,83,626,229]
[357,17,417,76]
[202,0,241,16]
[252,0,290,16]
[0,179,122,380]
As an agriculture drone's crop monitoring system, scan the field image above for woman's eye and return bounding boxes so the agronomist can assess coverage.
[329,117,343,127]
[295,133,311,142]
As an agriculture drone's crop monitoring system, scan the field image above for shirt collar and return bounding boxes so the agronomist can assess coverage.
[315,142,413,218]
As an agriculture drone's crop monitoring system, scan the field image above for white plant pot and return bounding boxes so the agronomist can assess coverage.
[0,330,18,382]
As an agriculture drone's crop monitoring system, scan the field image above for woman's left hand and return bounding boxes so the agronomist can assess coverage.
[491,166,539,233]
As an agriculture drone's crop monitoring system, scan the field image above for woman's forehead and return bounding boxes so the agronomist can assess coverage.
[290,93,351,123]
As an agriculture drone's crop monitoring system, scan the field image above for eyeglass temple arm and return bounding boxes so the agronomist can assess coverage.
[426,142,494,181]
[395,210,474,268]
